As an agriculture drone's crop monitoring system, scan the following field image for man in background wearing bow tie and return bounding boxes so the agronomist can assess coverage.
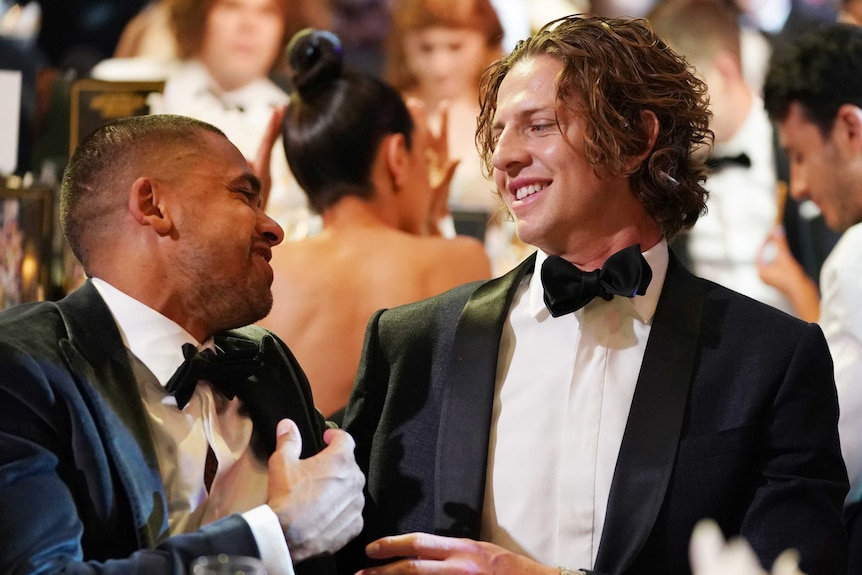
[648,0,795,316]
[337,14,847,575]
[0,114,364,574]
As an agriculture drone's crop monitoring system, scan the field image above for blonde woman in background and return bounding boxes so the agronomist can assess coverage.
[388,0,502,215]
[388,0,538,273]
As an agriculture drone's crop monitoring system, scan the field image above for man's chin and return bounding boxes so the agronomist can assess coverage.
[249,294,274,326]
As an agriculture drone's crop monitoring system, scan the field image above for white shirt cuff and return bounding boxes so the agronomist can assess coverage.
[242,505,295,575]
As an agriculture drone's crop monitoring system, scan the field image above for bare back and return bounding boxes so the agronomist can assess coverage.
[259,226,491,418]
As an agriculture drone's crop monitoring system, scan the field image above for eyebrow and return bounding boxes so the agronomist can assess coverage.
[233,172,262,195]
[492,106,557,130]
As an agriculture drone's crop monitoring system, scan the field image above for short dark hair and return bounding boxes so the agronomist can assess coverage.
[648,0,742,70]
[61,115,223,267]
[282,29,414,213]
[764,23,862,135]
[476,14,712,240]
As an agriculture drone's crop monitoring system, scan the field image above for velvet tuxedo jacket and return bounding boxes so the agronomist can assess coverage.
[0,280,335,575]
[340,251,848,575]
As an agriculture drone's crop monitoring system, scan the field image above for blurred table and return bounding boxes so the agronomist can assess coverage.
[0,175,58,309]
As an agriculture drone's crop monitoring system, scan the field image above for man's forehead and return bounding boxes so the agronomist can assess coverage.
[494,60,564,116]
[166,134,252,176]
[778,103,817,145]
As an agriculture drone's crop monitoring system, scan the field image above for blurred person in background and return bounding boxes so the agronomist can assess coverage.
[759,25,862,570]
[387,0,504,215]
[649,0,794,315]
[259,30,491,423]
[387,0,537,274]
[735,0,842,281]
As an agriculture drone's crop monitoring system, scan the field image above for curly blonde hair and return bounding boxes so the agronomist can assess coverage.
[476,14,712,240]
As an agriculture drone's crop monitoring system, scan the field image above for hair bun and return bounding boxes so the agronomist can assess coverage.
[288,28,344,99]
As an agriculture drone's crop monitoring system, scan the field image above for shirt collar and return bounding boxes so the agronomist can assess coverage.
[527,239,669,323]
[176,60,288,109]
[91,278,199,387]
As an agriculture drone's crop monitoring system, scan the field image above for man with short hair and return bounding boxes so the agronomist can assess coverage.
[759,22,862,571]
[0,114,364,574]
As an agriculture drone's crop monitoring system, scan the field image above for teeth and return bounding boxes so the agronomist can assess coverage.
[515,183,544,200]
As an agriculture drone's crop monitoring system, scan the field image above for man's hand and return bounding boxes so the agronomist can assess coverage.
[356,533,557,575]
[406,98,458,236]
[267,418,365,562]
[757,226,820,322]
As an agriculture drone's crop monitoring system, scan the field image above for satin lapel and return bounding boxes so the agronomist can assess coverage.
[434,253,536,537]
[594,252,704,573]
[55,281,168,546]
[216,328,324,460]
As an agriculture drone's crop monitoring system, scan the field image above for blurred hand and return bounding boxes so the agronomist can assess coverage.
[356,532,557,575]
[690,519,806,575]
[757,226,820,322]
[406,98,459,235]
[267,418,365,562]
[251,105,287,211]
[757,226,799,292]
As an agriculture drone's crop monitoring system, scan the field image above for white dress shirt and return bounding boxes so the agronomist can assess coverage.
[819,223,862,504]
[687,98,794,315]
[481,240,668,570]
[91,278,294,575]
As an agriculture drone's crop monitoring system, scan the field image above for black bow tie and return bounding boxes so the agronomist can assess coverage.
[541,244,652,317]
[706,152,751,171]
[165,342,263,409]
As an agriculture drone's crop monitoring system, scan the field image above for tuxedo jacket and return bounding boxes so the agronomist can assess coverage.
[340,251,848,575]
[0,280,335,575]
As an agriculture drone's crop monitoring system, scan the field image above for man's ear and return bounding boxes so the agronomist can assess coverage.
[836,104,862,152]
[384,133,411,191]
[624,109,660,171]
[128,177,172,235]
[711,49,742,84]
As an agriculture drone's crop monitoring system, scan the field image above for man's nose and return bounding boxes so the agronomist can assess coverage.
[259,211,284,246]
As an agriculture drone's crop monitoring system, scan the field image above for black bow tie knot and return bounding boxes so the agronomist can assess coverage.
[166,342,263,409]
[541,244,652,317]
[706,152,751,171]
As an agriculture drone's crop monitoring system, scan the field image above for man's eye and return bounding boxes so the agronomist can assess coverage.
[233,188,256,202]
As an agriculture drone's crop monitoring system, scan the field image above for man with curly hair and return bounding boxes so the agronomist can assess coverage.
[338,14,848,575]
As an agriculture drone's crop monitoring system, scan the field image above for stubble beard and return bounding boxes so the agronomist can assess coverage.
[182,249,274,335]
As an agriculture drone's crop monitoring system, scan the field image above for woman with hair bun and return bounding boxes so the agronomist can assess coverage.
[259,29,491,422]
